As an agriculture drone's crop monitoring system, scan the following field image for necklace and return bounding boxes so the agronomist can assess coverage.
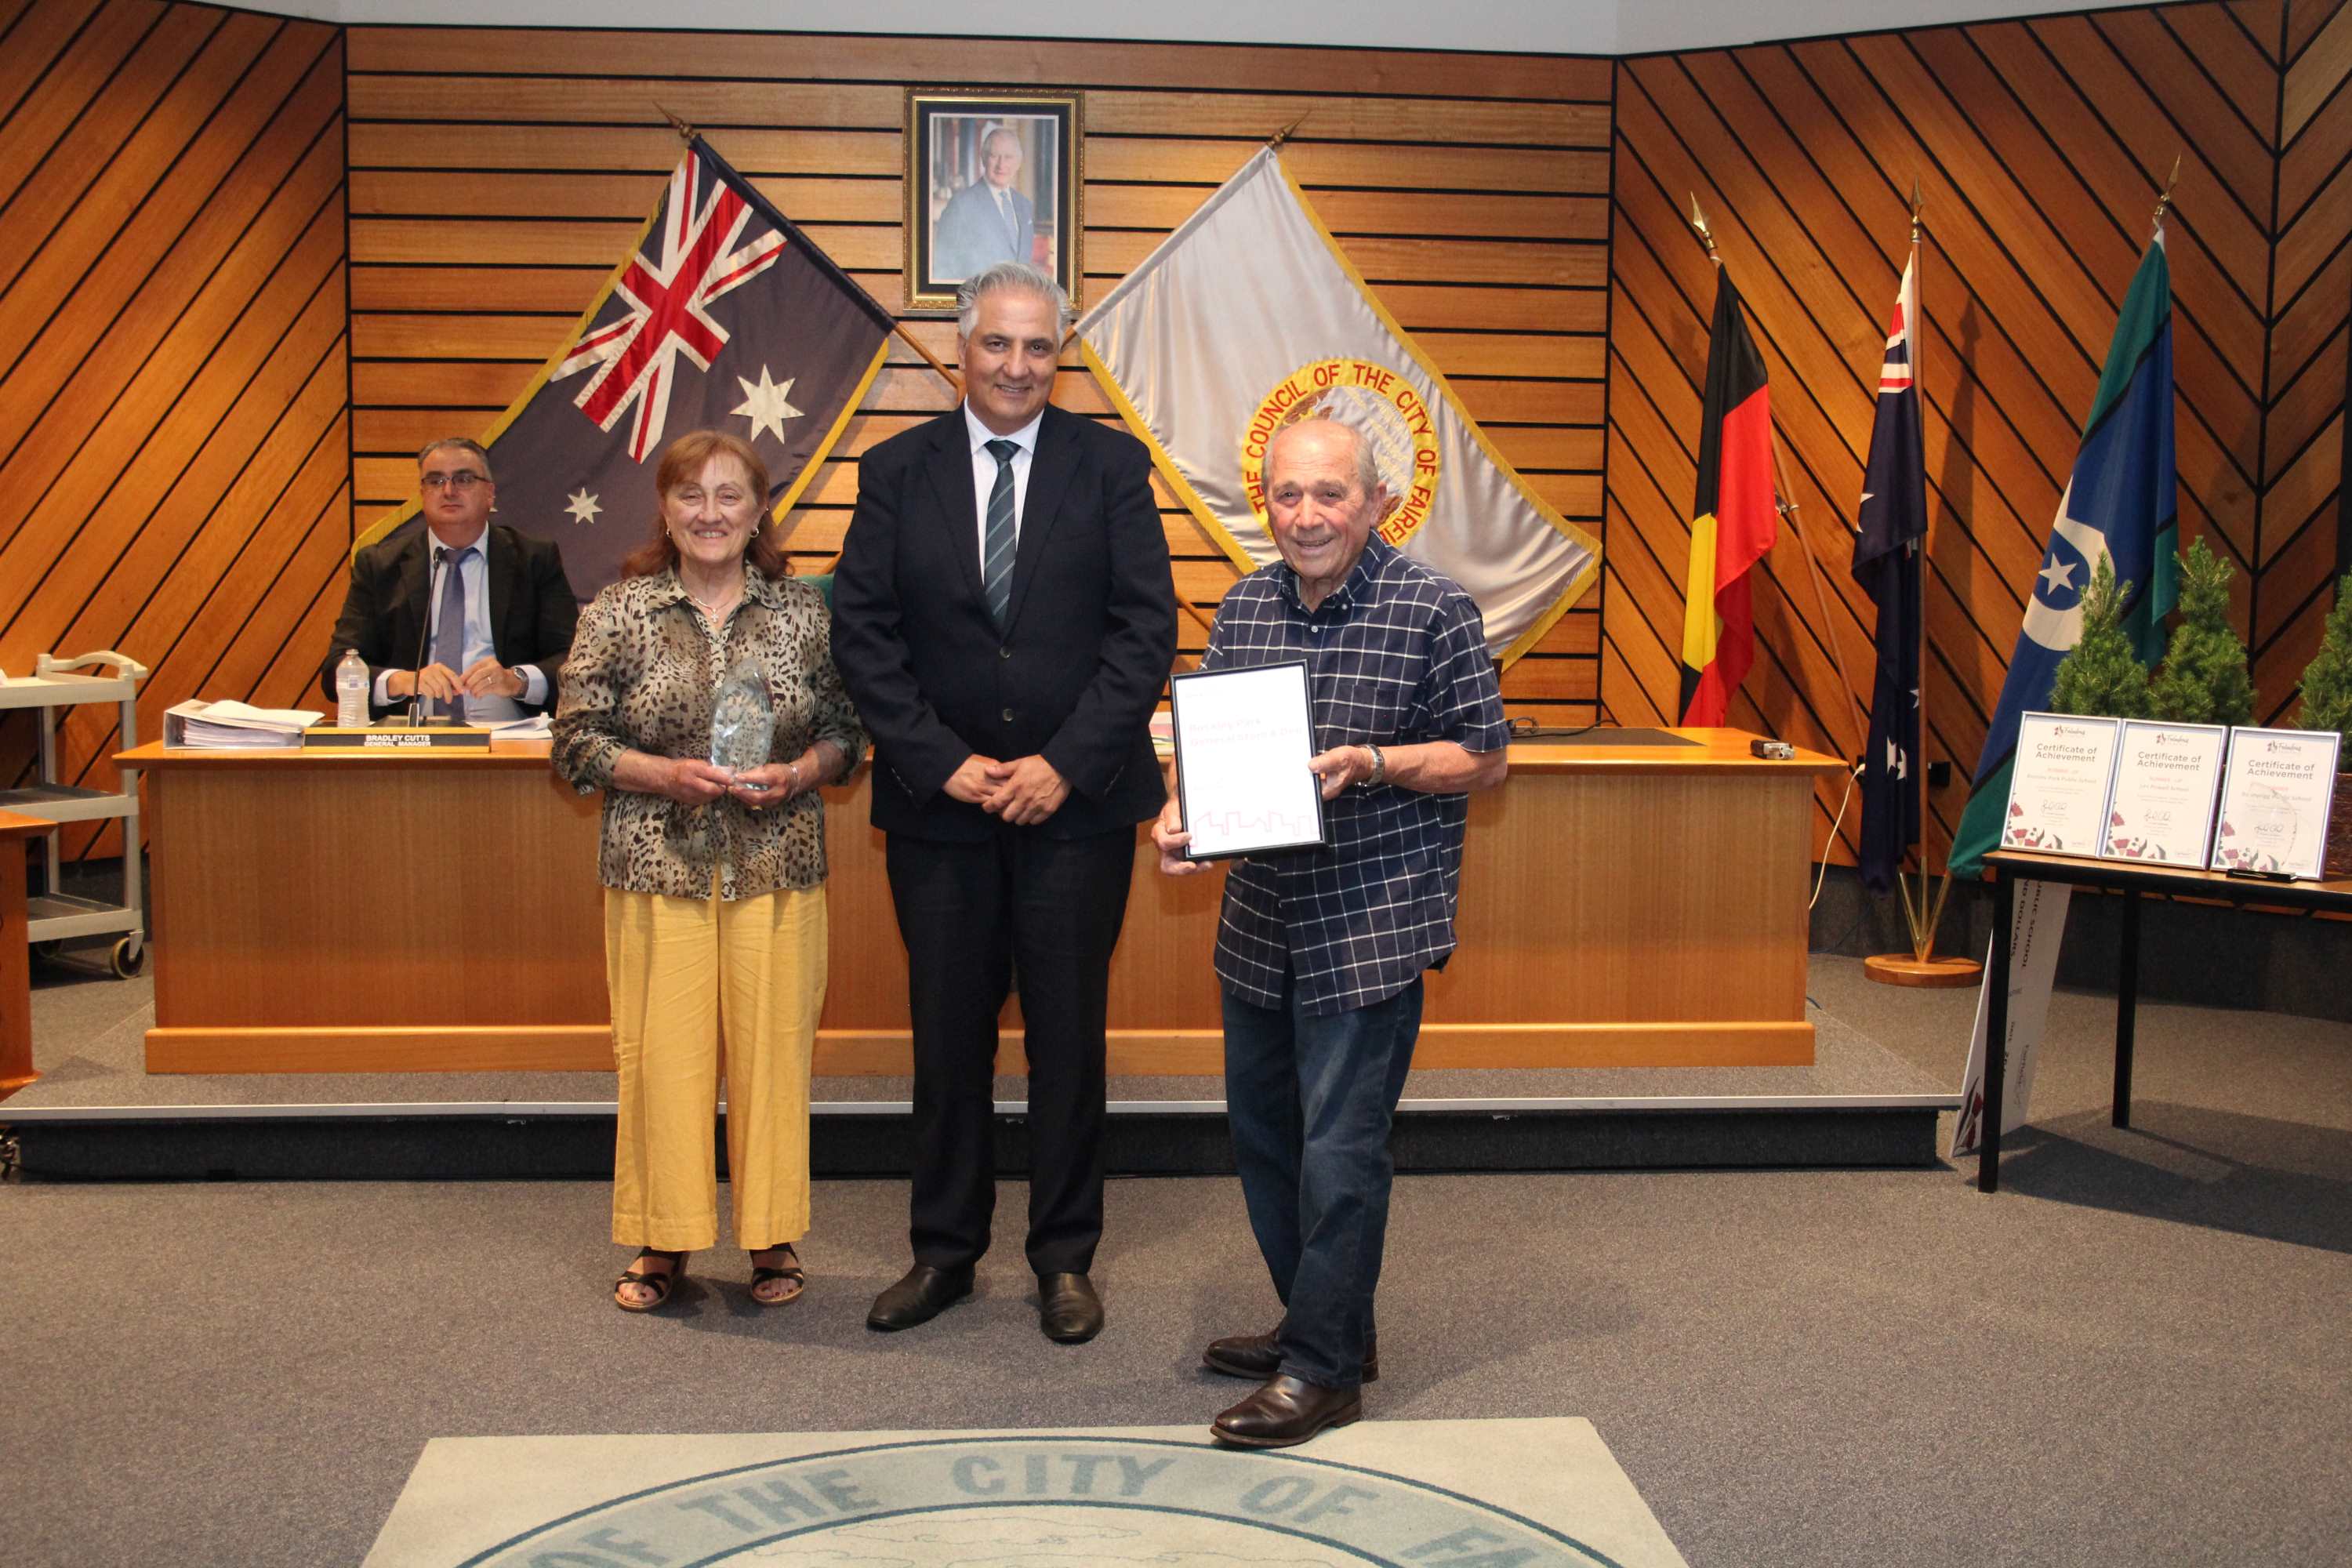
[684,574,743,621]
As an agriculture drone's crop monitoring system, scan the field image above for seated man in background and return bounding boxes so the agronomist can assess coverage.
[318,437,579,723]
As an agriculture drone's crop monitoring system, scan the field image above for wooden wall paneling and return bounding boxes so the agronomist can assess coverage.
[1606,91,1887,832]
[2278,56,2352,217]
[0,3,346,848]
[0,0,165,209]
[64,267,350,724]
[0,35,336,626]
[0,0,100,122]
[343,27,1614,101]
[0,8,250,296]
[1607,5,2344,869]
[2252,1,2350,723]
[0,10,295,380]
[2,134,344,658]
[2285,0,2352,133]
[56,352,350,858]
[343,30,1610,726]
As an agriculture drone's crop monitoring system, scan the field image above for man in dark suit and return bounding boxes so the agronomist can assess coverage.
[931,125,1036,281]
[832,260,1177,1344]
[318,437,579,722]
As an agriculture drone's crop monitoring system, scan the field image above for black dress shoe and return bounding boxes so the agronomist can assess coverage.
[1210,1374,1363,1449]
[1037,1271,1103,1343]
[866,1264,973,1331]
[1203,1327,1378,1383]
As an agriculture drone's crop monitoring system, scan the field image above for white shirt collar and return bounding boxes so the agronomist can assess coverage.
[964,403,1043,457]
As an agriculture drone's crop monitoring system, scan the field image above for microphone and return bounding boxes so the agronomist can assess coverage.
[409,543,445,727]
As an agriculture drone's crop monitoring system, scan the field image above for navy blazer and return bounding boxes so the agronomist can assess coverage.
[831,404,1177,842]
[318,523,579,718]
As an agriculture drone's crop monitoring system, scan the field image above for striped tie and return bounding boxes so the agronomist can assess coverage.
[982,438,1018,628]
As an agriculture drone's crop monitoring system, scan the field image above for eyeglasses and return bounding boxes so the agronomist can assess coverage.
[423,471,488,491]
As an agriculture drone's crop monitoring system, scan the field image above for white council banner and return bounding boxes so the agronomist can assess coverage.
[1073,147,1600,665]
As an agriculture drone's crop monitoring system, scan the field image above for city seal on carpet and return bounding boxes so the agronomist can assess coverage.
[364,1420,1687,1566]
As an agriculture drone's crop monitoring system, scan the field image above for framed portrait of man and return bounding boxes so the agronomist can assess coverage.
[905,89,1083,311]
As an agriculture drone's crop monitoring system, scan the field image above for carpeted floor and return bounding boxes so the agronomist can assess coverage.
[5,954,2350,1566]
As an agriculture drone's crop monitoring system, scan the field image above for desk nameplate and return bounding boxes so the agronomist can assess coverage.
[303,727,493,750]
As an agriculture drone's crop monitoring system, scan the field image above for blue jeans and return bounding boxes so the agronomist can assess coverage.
[1221,969,1424,1391]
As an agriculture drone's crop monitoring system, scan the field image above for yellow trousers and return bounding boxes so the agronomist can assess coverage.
[604,882,826,1251]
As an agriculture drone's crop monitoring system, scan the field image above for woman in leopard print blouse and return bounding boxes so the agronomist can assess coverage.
[553,429,866,1314]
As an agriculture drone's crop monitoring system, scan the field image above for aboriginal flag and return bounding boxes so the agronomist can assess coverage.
[353,136,895,596]
[1678,269,1777,725]
[1851,256,1928,892]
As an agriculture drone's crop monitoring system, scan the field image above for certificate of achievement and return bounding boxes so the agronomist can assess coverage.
[2002,712,2120,856]
[2210,726,2344,878]
[1169,661,1329,861]
[2100,720,2227,866]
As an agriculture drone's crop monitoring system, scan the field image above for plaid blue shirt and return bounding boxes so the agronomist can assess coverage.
[1200,536,1508,1016]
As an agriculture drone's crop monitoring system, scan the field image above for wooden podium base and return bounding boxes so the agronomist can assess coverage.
[1862,952,1984,988]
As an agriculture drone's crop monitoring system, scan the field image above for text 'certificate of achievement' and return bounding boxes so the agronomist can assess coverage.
[2211,726,2343,878]
[2002,713,2121,856]
[1170,661,1328,862]
[2100,720,2227,866]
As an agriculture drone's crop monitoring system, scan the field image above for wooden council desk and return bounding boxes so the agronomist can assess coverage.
[120,730,1842,1076]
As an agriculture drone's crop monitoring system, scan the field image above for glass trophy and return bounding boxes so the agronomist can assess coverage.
[708,658,776,779]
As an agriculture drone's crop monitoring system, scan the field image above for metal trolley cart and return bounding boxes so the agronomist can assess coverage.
[0,651,149,978]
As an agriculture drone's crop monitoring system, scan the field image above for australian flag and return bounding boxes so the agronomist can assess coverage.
[353,136,895,596]
[1949,233,2177,876]
[1850,256,1928,893]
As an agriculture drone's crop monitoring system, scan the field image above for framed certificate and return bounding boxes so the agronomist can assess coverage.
[1169,661,1329,861]
[2002,713,2121,856]
[2100,720,2227,866]
[2210,726,2343,878]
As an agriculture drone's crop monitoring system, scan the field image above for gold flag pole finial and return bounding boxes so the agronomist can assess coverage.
[1688,193,1719,260]
[655,103,697,145]
[1909,176,1924,246]
[2151,153,2181,234]
[1266,112,1311,150]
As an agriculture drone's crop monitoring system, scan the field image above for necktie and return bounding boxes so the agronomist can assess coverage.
[982,439,1018,629]
[433,544,471,722]
[996,188,1018,252]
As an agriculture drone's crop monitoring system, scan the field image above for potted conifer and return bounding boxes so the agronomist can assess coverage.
[2049,554,2153,720]
[2291,575,2352,875]
[2151,539,2255,727]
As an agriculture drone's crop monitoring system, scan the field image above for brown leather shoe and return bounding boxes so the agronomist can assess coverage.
[1203,1327,1379,1383]
[1038,1272,1103,1343]
[1210,1374,1363,1449]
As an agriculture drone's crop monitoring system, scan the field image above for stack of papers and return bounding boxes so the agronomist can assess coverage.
[164,699,322,748]
[492,713,553,738]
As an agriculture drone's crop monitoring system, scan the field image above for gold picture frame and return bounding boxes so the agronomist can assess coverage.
[905,88,1083,312]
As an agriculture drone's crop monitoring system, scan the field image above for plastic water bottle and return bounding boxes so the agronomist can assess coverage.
[335,649,368,729]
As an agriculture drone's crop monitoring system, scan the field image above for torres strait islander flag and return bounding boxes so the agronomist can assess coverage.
[352,136,895,596]
[1947,233,2178,877]
[1850,256,1929,892]
[1679,267,1778,725]
[1073,147,1599,665]
[1949,232,2176,1161]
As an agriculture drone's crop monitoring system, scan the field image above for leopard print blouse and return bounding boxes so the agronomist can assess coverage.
[551,566,867,899]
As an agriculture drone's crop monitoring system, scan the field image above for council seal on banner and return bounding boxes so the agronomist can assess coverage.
[1241,359,1441,548]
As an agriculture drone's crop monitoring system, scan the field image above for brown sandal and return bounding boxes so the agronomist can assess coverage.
[615,1248,688,1312]
[750,1243,805,1307]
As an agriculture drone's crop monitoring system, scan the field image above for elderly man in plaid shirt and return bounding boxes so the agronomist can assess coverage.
[1153,417,1509,1449]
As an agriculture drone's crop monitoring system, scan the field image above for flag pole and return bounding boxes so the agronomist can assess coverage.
[661,103,964,401]
[1688,196,1868,768]
[1867,179,1979,986]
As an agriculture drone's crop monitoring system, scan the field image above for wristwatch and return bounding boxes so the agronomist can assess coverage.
[1362,743,1386,787]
